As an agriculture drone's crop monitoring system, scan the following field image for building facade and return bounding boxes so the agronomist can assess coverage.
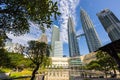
[50,57,69,68]
[82,52,97,65]
[51,25,63,57]
[68,17,80,57]
[80,9,102,52]
[97,9,120,41]
[38,33,48,44]
[53,41,63,57]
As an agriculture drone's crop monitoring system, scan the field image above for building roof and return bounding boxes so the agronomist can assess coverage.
[98,39,120,53]
[38,33,48,44]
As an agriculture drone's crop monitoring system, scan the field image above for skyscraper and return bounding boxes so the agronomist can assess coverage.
[51,25,63,57]
[51,25,60,48]
[53,41,63,57]
[80,9,102,52]
[68,17,80,57]
[38,33,48,44]
[97,9,120,41]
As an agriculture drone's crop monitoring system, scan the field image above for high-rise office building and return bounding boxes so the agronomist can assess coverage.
[51,25,60,49]
[97,9,120,41]
[38,33,48,44]
[53,41,63,57]
[68,17,80,57]
[80,9,102,52]
[51,25,63,57]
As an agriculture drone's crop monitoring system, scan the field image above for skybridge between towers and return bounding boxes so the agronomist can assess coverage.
[76,33,85,38]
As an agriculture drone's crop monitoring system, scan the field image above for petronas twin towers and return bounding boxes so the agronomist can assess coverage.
[50,8,120,57]
[80,9,102,52]
[68,17,80,57]
[68,8,102,57]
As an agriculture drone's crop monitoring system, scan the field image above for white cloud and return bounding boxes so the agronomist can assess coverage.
[7,33,37,45]
[7,21,52,45]
[54,0,80,43]
[7,0,80,45]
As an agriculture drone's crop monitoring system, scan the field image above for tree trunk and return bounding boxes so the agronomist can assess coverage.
[104,70,107,78]
[112,67,117,78]
[31,64,40,80]
[109,60,117,77]
[105,72,107,78]
[113,67,116,74]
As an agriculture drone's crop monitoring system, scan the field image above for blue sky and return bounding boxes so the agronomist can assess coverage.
[8,0,120,56]
[54,0,120,56]
[77,0,120,56]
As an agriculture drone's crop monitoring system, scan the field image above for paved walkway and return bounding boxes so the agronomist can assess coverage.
[72,78,120,80]
[0,73,10,79]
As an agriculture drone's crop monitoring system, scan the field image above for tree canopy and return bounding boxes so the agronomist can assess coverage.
[27,41,51,80]
[86,50,117,78]
[0,0,60,36]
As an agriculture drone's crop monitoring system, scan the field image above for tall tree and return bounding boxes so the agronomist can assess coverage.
[7,53,25,69]
[0,34,10,68]
[86,51,117,78]
[96,51,117,77]
[86,60,101,70]
[40,56,52,69]
[0,0,60,35]
[27,41,50,80]
[0,49,10,68]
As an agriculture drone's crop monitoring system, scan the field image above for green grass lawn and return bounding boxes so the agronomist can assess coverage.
[0,68,11,73]
[0,68,47,79]
[0,68,32,78]
[10,69,32,78]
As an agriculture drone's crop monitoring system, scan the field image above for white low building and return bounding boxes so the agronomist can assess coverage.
[50,57,69,69]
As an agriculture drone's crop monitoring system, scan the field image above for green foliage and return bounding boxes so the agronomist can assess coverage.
[87,51,117,71]
[96,50,117,70]
[0,51,32,69]
[27,41,51,80]
[86,50,117,77]
[27,41,50,65]
[7,53,25,68]
[27,41,51,67]
[7,52,33,69]
[0,37,5,48]
[0,68,11,73]
[0,0,60,35]
[0,49,10,67]
[86,60,100,70]
[22,58,34,68]
[41,56,52,69]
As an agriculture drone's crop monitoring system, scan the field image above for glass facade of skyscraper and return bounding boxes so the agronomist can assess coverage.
[51,25,63,57]
[54,41,63,57]
[68,17,80,57]
[80,9,102,52]
[97,9,120,41]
